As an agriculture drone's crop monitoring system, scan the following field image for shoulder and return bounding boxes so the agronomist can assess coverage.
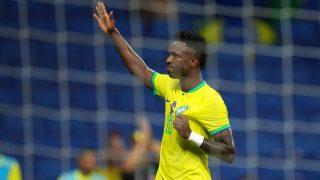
[93,172,106,180]
[2,155,19,167]
[153,73,179,88]
[59,170,76,180]
[197,84,228,114]
[202,84,224,102]
[154,73,177,83]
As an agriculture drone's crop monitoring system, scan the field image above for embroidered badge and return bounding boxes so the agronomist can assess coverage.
[175,105,189,116]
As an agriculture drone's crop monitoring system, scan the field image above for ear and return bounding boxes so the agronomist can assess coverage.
[190,58,200,68]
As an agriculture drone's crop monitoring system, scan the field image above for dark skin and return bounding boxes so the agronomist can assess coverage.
[94,1,235,164]
[174,115,235,163]
[78,150,97,175]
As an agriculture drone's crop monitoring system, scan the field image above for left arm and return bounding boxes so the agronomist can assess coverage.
[200,128,235,163]
[122,118,152,172]
[173,115,236,164]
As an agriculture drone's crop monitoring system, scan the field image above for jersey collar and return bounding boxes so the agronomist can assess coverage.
[186,81,206,93]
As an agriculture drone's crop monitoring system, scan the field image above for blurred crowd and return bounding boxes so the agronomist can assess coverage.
[0,117,160,180]
[99,118,160,180]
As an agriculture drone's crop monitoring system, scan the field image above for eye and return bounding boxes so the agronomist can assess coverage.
[172,53,178,58]
[168,51,179,58]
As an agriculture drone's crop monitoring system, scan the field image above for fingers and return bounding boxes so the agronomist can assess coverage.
[139,119,150,133]
[101,1,107,14]
[95,2,106,18]
[109,11,114,20]
[173,117,184,126]
[98,2,107,16]
[98,2,104,15]
[173,120,179,127]
[175,115,187,121]
[173,115,189,128]
[96,4,102,18]
[93,13,100,22]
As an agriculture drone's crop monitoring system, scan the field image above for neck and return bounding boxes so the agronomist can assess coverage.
[180,72,203,92]
[80,169,92,176]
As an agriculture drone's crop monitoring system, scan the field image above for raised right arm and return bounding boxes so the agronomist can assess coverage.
[94,2,154,88]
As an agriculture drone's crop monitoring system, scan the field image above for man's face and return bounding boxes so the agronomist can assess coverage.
[78,151,97,174]
[166,41,195,79]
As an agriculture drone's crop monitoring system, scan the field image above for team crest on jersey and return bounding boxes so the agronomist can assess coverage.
[175,105,189,116]
[166,102,190,135]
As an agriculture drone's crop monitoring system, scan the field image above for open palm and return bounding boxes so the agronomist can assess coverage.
[93,2,115,34]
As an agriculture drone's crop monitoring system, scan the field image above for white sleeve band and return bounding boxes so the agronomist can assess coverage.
[188,131,204,147]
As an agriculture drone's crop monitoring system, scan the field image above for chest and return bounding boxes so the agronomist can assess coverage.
[165,90,203,119]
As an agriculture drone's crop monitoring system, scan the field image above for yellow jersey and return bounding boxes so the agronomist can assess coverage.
[58,169,105,180]
[152,72,230,180]
[97,166,122,180]
[0,154,22,180]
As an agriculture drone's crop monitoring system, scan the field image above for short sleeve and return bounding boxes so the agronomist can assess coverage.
[199,94,230,136]
[152,72,170,98]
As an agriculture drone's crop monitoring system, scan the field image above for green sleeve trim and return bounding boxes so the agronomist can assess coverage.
[152,72,159,96]
[209,124,230,135]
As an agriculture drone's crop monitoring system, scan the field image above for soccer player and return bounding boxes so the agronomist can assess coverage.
[93,2,236,179]
[58,149,105,180]
[0,153,22,180]
[98,118,160,180]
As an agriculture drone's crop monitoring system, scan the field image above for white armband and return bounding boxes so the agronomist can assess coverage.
[188,131,204,147]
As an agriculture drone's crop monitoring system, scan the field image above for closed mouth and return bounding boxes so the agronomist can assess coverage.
[166,66,173,70]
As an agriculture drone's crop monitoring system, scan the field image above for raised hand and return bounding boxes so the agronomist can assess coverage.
[138,117,152,144]
[93,2,116,34]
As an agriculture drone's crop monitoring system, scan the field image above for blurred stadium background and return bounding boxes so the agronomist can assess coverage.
[1,0,320,179]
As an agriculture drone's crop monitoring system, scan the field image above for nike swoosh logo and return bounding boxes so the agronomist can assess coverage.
[166,99,170,102]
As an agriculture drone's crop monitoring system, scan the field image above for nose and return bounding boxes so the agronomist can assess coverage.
[166,55,172,65]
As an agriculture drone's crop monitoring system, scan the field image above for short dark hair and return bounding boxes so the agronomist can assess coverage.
[174,30,207,69]
[77,149,95,160]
